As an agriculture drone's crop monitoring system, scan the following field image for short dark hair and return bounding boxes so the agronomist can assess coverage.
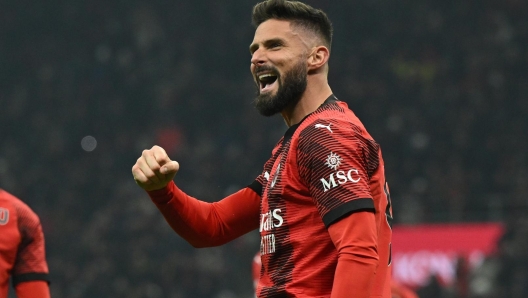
[252,0,333,50]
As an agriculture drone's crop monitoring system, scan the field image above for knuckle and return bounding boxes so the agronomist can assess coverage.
[135,159,145,168]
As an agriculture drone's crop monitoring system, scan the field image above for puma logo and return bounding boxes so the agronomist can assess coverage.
[315,123,332,133]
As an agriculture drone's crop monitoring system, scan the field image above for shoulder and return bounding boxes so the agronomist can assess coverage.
[0,189,21,213]
[296,104,366,145]
[292,101,381,165]
[271,137,284,155]
[0,190,40,226]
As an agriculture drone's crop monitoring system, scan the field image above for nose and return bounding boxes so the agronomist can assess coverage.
[251,49,266,67]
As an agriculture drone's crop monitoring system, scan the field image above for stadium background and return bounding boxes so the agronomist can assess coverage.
[2,0,527,297]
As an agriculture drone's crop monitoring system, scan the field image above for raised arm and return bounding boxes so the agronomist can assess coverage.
[132,145,260,247]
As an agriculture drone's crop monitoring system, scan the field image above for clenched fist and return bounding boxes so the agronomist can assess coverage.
[132,145,180,191]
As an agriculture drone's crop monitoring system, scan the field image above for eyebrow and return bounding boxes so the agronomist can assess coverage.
[249,38,285,54]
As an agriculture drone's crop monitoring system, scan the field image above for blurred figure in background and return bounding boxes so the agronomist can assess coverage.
[391,280,419,298]
[0,189,50,298]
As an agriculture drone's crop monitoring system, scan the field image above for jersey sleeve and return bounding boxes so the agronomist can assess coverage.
[12,201,49,286]
[297,120,379,227]
[328,212,379,298]
[148,181,260,247]
[15,280,51,298]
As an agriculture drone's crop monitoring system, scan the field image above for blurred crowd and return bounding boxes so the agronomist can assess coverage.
[1,0,527,297]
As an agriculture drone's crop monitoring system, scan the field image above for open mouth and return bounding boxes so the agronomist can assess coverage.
[257,73,278,93]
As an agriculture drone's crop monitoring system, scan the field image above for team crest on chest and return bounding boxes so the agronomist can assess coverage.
[0,208,9,225]
[325,152,342,170]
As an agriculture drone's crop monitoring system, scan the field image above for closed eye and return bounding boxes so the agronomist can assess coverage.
[249,38,285,55]
[269,42,281,48]
[266,40,283,50]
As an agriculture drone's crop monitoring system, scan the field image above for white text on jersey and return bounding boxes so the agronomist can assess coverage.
[320,169,361,192]
[0,208,9,225]
[259,209,283,232]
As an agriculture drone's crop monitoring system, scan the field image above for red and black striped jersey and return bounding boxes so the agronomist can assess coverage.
[249,95,392,298]
[0,189,49,297]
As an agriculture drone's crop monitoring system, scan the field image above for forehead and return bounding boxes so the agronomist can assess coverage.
[252,19,301,45]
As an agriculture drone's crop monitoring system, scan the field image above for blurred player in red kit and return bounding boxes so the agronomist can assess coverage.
[132,0,393,297]
[390,280,419,298]
[0,189,50,298]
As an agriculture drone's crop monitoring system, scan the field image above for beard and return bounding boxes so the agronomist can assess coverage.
[253,61,308,117]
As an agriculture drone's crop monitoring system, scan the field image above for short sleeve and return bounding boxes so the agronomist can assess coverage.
[12,202,49,286]
[297,120,379,227]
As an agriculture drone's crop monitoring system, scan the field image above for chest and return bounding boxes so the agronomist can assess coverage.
[259,141,321,228]
[261,140,307,203]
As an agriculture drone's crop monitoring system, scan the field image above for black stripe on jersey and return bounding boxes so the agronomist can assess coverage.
[12,272,50,286]
[248,180,263,197]
[324,94,338,104]
[283,122,299,145]
[322,198,375,227]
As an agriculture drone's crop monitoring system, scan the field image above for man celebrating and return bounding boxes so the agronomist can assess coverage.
[132,1,393,297]
[0,189,51,298]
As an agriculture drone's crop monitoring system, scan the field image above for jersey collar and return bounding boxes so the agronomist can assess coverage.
[282,94,338,145]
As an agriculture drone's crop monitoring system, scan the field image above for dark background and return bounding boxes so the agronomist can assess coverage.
[2,0,527,297]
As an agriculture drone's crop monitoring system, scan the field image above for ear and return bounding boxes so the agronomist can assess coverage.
[307,46,330,71]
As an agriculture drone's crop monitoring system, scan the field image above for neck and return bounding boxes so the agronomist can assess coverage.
[281,76,333,127]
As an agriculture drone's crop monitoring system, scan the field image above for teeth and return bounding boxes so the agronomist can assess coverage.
[258,73,275,80]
